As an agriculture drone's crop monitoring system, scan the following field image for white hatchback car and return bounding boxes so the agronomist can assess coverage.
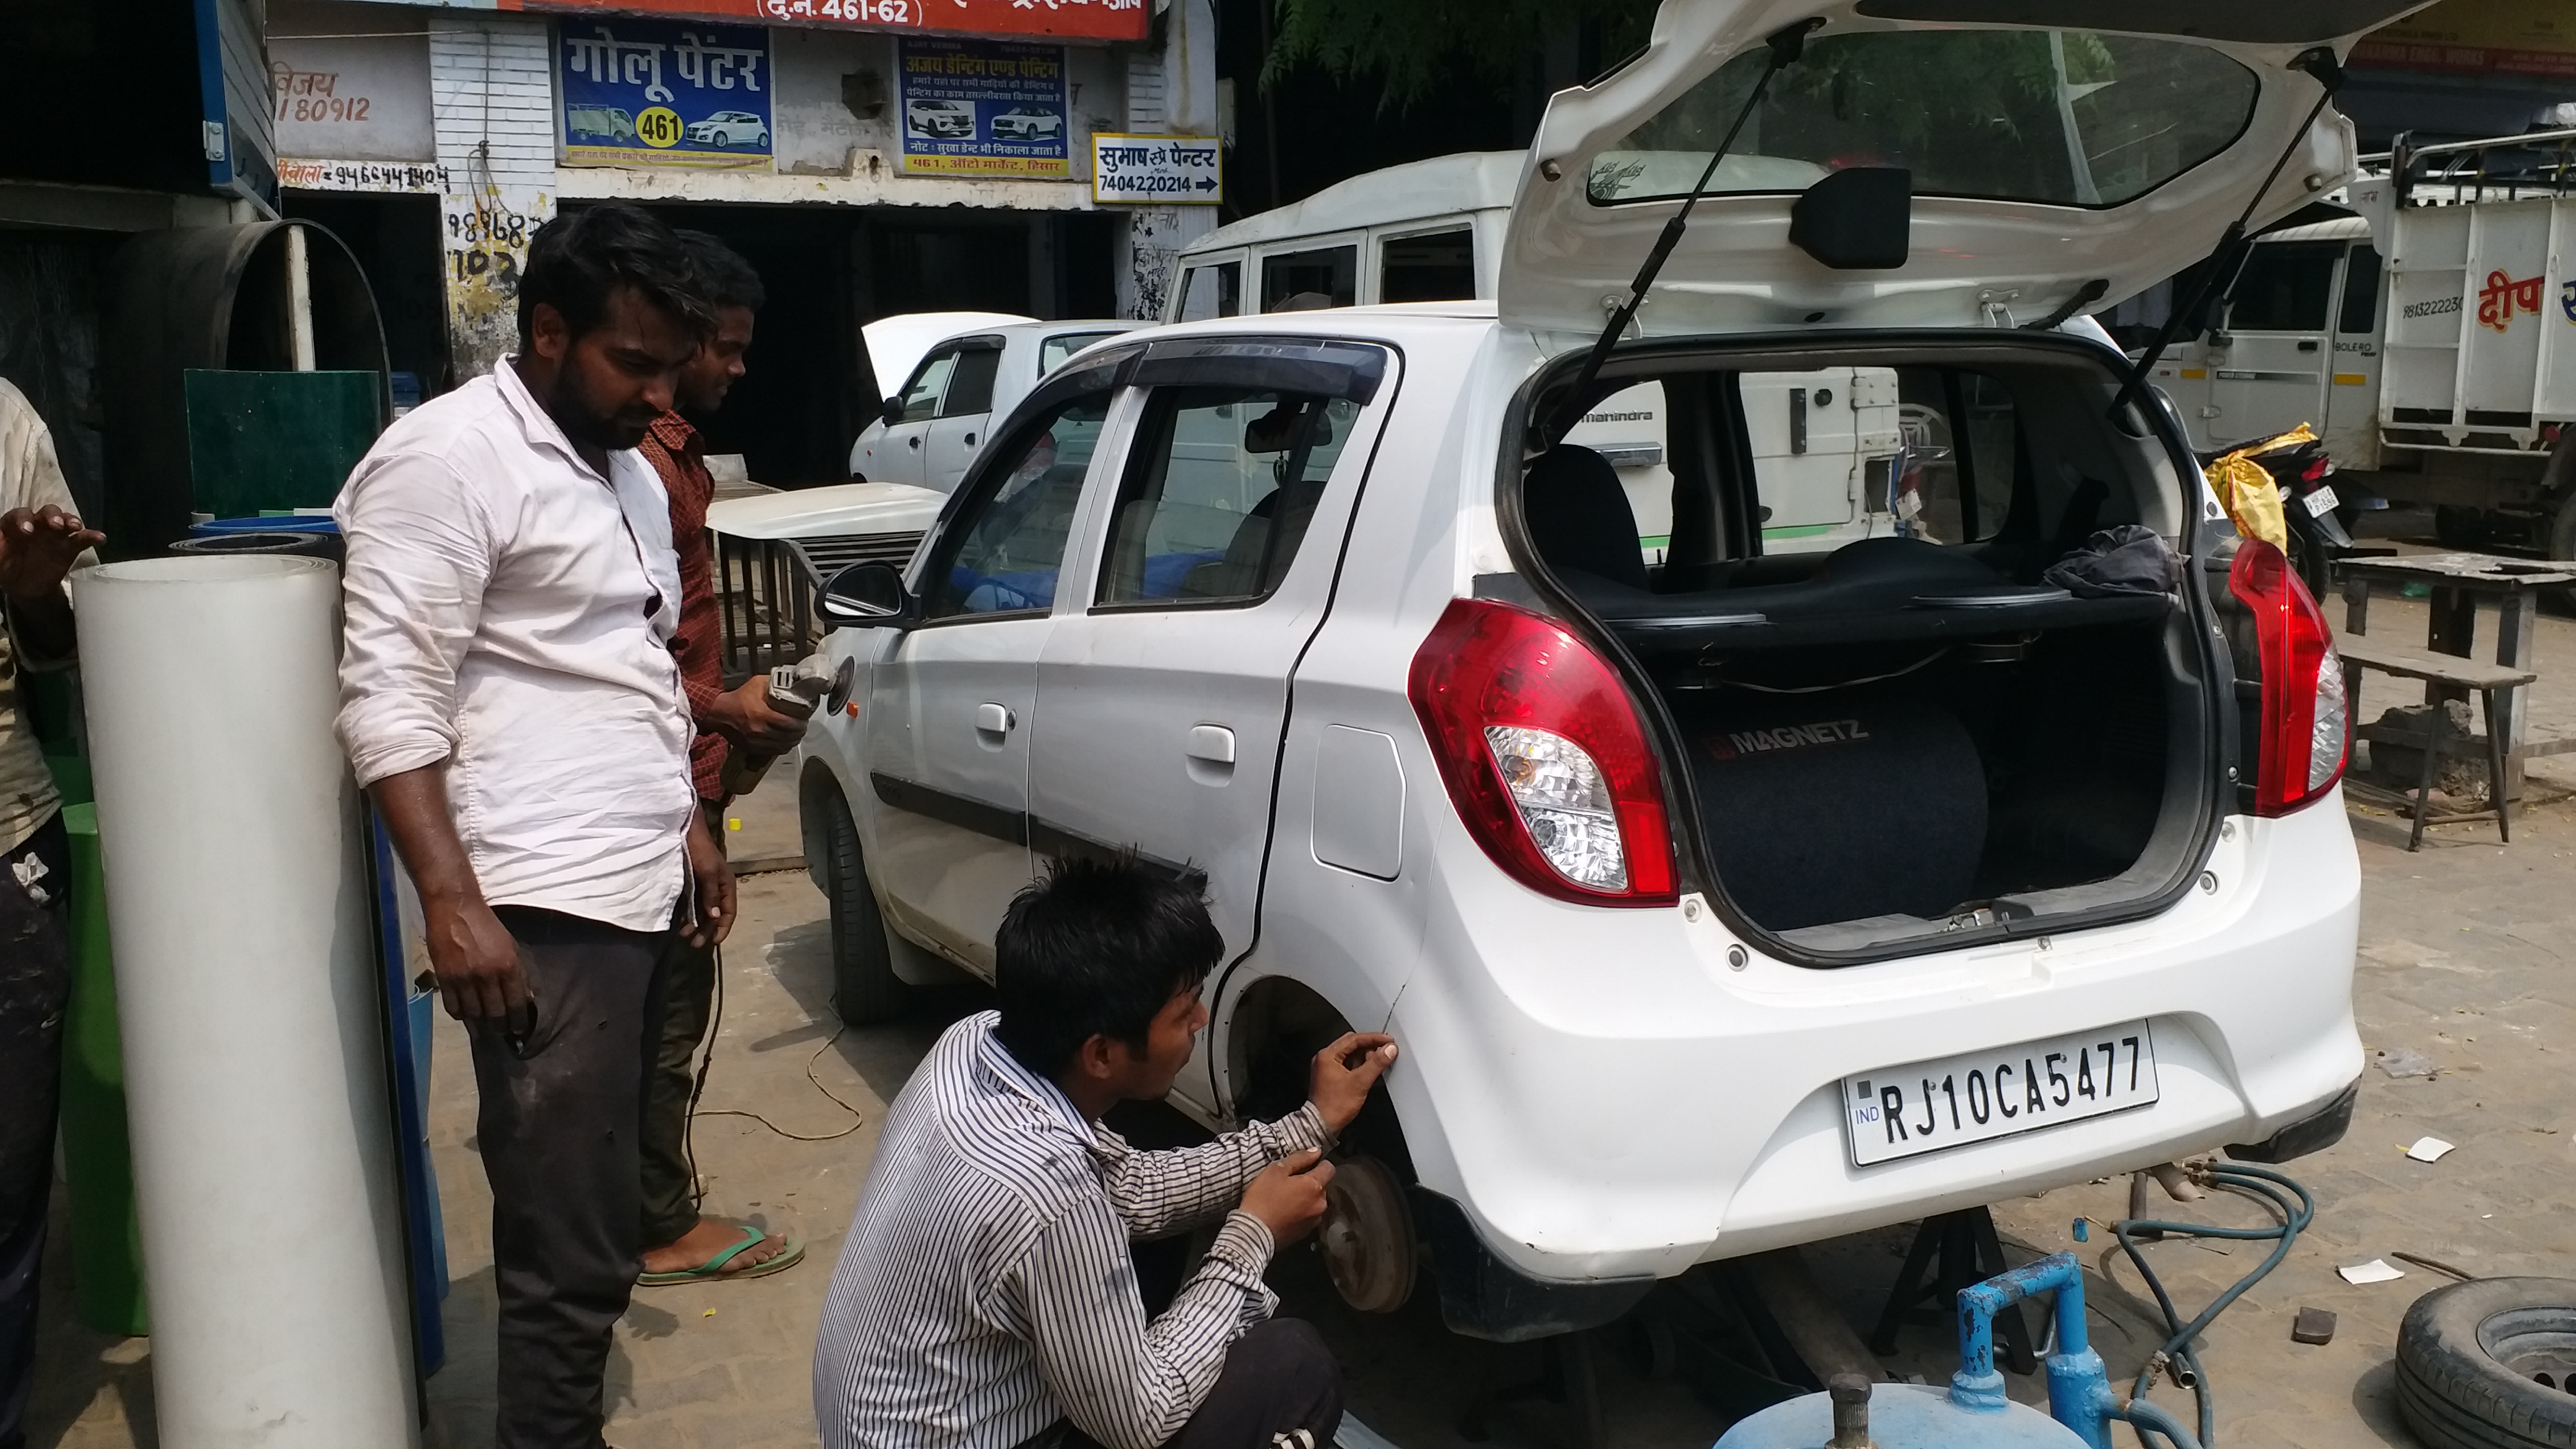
[798,0,2379,1340]
[850,319,1142,491]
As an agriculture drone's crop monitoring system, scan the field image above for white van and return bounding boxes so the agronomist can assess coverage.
[1169,152,1922,557]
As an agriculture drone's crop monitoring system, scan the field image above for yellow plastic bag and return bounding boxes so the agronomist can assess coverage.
[2205,423,2315,556]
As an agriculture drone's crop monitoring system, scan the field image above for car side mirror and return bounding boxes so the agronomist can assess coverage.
[882,396,905,428]
[819,560,920,629]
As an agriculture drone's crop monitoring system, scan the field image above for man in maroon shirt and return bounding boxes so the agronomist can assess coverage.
[634,231,808,1284]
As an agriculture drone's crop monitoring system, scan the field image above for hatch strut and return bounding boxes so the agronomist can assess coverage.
[2107,46,2346,425]
[1548,17,1824,444]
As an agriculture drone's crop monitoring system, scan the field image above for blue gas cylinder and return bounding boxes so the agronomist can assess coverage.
[1715,1380,2090,1449]
[1713,1252,2181,1449]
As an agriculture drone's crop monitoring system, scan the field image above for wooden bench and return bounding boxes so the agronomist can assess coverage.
[2338,638,2537,850]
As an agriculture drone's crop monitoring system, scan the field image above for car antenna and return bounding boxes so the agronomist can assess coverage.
[2107,46,2345,427]
[1547,17,1824,446]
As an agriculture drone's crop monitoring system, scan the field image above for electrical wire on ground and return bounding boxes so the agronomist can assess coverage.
[2109,1161,2316,1449]
[681,937,868,1202]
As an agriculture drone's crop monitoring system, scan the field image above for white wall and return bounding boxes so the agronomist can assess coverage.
[429,14,558,376]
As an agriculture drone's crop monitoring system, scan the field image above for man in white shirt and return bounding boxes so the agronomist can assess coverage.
[0,380,103,1449]
[334,202,732,1449]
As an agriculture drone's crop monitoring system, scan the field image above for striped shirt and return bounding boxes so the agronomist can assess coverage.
[815,1012,1330,1449]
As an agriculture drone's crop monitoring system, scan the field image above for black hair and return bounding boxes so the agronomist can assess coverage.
[992,854,1224,1080]
[517,202,713,349]
[676,229,766,312]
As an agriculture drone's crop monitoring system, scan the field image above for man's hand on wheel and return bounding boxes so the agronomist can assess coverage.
[1308,1031,1398,1135]
[422,893,531,1024]
[1240,1148,1334,1246]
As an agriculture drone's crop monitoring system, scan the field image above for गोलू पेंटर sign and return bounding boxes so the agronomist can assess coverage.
[557,18,773,170]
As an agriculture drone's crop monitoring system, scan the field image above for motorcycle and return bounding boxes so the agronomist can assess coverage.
[2196,430,2372,600]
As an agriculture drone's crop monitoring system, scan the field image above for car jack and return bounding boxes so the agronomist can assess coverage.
[1868,1206,2038,1375]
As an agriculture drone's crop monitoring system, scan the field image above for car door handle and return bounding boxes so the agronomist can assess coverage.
[975,702,1015,736]
[2297,340,2321,352]
[1187,725,1236,765]
[907,435,921,449]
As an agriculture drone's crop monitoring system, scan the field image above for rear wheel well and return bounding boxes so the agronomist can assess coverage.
[1226,976,1412,1178]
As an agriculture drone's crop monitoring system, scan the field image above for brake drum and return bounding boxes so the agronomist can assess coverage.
[1318,1154,1415,1314]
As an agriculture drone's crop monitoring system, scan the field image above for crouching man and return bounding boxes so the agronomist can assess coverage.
[813,856,1396,1449]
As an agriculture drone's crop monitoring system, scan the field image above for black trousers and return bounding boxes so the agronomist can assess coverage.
[1059,1319,1344,1449]
[0,815,68,1449]
[636,925,715,1249]
[470,905,673,1449]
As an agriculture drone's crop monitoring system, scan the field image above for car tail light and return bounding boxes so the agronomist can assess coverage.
[1408,599,1677,905]
[2227,539,2347,816]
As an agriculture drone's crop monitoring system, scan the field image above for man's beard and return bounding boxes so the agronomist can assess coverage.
[548,368,656,452]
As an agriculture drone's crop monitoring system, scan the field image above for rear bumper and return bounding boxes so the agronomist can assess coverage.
[2226,1077,2357,1163]
[1385,794,2362,1288]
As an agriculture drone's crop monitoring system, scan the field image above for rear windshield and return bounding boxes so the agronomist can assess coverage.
[1588,30,2258,210]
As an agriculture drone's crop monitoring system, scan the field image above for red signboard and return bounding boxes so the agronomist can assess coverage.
[500,0,1148,42]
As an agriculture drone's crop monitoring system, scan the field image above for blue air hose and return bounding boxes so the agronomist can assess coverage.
[2107,1161,2317,1448]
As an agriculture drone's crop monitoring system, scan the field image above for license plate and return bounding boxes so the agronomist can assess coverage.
[1843,1022,2158,1167]
[2302,485,2340,517]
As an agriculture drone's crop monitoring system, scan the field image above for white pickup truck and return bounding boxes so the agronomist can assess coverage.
[2146,128,2576,558]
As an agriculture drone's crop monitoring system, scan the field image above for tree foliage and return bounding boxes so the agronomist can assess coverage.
[1260,0,1655,112]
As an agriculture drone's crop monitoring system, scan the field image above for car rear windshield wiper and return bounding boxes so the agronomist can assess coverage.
[2108,46,2345,426]
[1548,17,1823,444]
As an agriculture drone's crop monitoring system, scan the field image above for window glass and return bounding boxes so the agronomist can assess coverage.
[2225,242,2338,332]
[1176,262,1241,323]
[898,348,958,424]
[1380,228,1476,304]
[922,395,1110,619]
[941,345,1002,416]
[1097,387,1357,607]
[1261,247,1357,312]
[1589,31,2258,210]
[1738,367,2016,553]
[2337,245,2383,336]
[1040,331,1121,375]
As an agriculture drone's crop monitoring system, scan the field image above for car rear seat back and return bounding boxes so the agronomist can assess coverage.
[1524,445,1650,596]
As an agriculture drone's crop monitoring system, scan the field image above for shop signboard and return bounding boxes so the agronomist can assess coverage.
[2354,0,2576,77]
[896,36,1072,179]
[510,0,1145,44]
[1092,134,1221,205]
[270,31,435,163]
[557,18,774,169]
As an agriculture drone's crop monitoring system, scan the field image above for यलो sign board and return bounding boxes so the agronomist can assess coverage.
[1092,134,1221,205]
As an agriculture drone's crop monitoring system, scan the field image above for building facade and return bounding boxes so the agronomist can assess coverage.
[268,0,1221,482]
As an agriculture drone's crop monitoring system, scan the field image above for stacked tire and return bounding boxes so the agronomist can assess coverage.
[2398,1278,2576,1448]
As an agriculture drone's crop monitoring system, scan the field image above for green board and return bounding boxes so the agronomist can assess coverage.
[182,369,383,519]
[58,802,147,1337]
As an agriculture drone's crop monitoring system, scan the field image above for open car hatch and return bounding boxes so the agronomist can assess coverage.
[1499,0,2433,337]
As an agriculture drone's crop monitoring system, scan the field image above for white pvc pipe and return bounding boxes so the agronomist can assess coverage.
[74,555,418,1449]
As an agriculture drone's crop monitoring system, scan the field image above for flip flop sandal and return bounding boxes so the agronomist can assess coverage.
[637,1224,806,1287]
